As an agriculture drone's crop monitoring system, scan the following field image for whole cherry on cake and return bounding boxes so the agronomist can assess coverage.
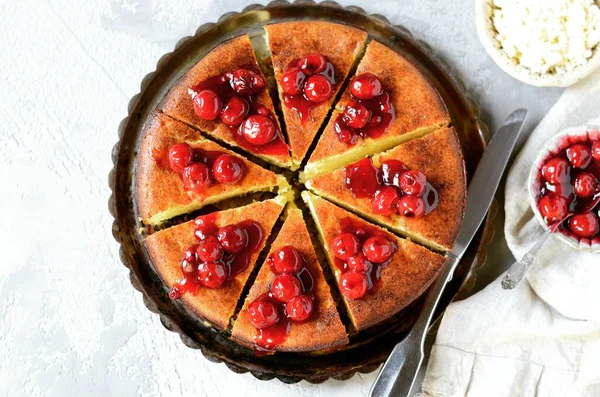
[169,215,263,299]
[345,157,439,219]
[280,54,336,123]
[334,73,395,145]
[535,134,600,242]
[162,142,247,193]
[332,219,397,300]
[247,246,316,350]
[189,67,288,154]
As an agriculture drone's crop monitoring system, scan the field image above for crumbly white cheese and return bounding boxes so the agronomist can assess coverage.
[491,0,600,76]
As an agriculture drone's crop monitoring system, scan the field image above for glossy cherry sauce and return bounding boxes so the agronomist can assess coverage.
[169,214,264,299]
[250,251,315,353]
[334,80,395,145]
[345,157,439,216]
[281,58,336,123]
[536,132,600,244]
[189,66,289,157]
[333,217,397,295]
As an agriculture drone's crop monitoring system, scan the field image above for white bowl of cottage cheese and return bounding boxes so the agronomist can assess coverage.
[476,0,600,87]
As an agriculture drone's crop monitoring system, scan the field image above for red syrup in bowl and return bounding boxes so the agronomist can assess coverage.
[280,54,336,123]
[345,158,439,218]
[247,246,315,353]
[169,214,264,299]
[331,217,398,300]
[535,132,600,245]
[334,73,396,145]
[189,66,289,157]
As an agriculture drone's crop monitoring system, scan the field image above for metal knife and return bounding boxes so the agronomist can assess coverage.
[369,109,528,397]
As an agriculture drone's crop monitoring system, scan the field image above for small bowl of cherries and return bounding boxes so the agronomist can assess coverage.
[529,126,600,251]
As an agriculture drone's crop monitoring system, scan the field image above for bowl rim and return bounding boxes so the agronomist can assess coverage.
[475,0,600,88]
[528,125,600,252]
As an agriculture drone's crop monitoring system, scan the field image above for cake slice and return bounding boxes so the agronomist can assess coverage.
[145,196,287,330]
[305,128,466,252]
[302,192,447,331]
[158,34,295,169]
[136,112,288,225]
[302,40,451,180]
[265,21,368,164]
[231,208,348,352]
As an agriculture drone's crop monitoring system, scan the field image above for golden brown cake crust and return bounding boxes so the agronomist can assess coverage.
[231,208,348,351]
[265,22,367,163]
[308,40,451,165]
[308,127,466,251]
[135,112,279,224]
[304,193,447,330]
[144,199,285,330]
[157,35,292,167]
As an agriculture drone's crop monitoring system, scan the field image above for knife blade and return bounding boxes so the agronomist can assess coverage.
[369,108,528,397]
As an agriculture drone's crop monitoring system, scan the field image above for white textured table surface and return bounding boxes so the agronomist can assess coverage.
[0,1,562,396]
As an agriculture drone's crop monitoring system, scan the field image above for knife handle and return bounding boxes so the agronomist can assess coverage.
[370,255,461,397]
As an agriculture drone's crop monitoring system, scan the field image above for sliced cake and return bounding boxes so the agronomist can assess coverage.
[302,192,447,331]
[231,207,348,352]
[158,35,295,169]
[145,197,287,330]
[265,21,368,163]
[136,112,288,225]
[302,40,451,180]
[305,128,466,252]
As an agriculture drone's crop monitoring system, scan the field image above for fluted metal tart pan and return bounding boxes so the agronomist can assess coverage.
[108,0,493,384]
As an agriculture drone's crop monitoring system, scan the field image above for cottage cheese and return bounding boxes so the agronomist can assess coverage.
[491,0,600,76]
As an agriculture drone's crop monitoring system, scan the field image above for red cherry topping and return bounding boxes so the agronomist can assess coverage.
[380,160,409,187]
[569,212,599,238]
[248,300,280,329]
[332,232,361,261]
[229,68,265,95]
[544,182,571,198]
[339,271,369,299]
[281,69,306,95]
[216,225,248,254]
[241,115,276,146]
[399,170,427,196]
[593,140,600,161]
[345,158,381,197]
[168,143,194,173]
[372,186,401,216]
[574,172,599,198]
[194,218,215,241]
[212,154,245,185]
[182,162,213,193]
[271,274,302,302]
[181,245,199,274]
[299,54,328,75]
[542,157,571,184]
[220,96,249,126]
[342,101,372,129]
[350,73,383,100]
[286,294,314,322]
[566,144,592,169]
[270,246,303,274]
[347,253,373,273]
[303,75,333,103]
[397,196,426,218]
[197,262,227,289]
[193,89,222,120]
[196,235,224,262]
[362,236,394,263]
[538,194,569,223]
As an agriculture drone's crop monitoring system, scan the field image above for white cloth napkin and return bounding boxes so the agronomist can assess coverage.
[420,71,600,397]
